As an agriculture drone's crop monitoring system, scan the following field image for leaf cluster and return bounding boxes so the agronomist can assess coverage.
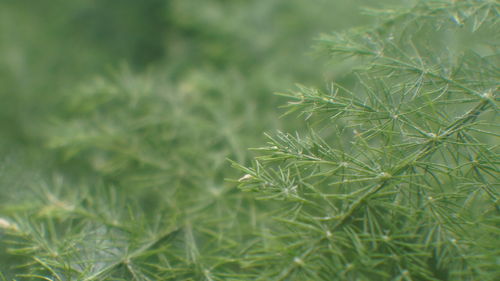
[235,0,499,280]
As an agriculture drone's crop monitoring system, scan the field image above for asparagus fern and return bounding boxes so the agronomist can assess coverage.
[235,0,499,280]
[0,0,498,280]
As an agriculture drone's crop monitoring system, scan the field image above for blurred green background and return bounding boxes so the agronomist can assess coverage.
[0,0,383,145]
[0,0,394,278]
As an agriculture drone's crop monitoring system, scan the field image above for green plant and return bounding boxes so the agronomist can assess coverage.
[234,0,499,280]
[0,0,498,280]
[0,0,374,280]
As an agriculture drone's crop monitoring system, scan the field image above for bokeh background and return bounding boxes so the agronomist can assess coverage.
[0,0,397,278]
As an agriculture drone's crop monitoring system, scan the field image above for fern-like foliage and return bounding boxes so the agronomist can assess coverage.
[1,1,370,279]
[234,1,499,280]
[1,0,498,280]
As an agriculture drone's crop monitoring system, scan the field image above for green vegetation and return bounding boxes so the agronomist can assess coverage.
[0,0,498,280]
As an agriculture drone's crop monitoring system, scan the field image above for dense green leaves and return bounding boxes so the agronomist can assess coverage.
[236,0,499,280]
[0,0,498,280]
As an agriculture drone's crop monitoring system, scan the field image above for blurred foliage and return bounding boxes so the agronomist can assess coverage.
[3,0,495,280]
[0,0,381,279]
